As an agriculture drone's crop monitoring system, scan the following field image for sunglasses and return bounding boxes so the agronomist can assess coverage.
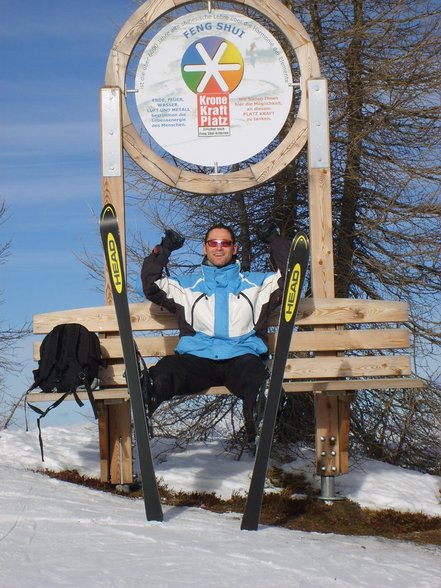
[205,239,234,248]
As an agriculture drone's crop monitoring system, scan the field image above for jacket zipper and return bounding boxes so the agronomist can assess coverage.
[190,293,207,327]
[238,292,256,326]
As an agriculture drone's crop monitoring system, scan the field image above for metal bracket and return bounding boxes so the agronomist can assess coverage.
[101,88,122,177]
[211,161,223,175]
[289,77,302,88]
[307,78,330,169]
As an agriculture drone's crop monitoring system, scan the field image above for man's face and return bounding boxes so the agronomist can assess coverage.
[203,228,238,267]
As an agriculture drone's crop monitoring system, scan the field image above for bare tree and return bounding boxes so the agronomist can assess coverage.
[0,200,31,429]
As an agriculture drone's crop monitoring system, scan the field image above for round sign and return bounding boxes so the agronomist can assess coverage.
[135,10,293,167]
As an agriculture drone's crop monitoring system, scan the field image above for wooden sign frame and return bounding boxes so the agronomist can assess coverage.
[104,0,320,194]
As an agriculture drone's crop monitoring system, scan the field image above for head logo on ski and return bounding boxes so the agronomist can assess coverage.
[107,232,123,294]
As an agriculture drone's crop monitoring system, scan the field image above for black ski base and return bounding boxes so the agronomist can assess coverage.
[241,232,309,531]
[100,203,163,522]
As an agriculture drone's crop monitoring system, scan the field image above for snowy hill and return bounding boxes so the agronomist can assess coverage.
[0,422,440,587]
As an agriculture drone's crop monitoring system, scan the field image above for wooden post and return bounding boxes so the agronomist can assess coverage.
[99,86,133,484]
[307,79,350,477]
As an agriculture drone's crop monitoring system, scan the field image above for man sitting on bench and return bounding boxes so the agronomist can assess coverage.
[141,221,291,445]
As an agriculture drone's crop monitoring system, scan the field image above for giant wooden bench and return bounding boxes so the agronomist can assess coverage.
[27,297,424,485]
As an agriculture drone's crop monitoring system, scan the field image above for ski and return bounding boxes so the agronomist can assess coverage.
[241,232,309,531]
[99,204,163,522]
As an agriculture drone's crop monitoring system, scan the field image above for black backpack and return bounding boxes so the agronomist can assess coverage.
[26,323,103,460]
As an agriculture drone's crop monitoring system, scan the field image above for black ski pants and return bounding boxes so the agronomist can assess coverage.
[150,353,267,440]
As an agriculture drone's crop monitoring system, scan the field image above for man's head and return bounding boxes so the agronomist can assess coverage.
[203,223,238,267]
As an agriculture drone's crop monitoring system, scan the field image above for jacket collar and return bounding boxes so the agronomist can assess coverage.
[201,259,241,290]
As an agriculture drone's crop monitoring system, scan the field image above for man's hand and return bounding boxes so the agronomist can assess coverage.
[257,221,279,244]
[161,229,185,252]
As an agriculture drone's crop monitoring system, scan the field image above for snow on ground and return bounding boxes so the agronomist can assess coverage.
[0,421,440,588]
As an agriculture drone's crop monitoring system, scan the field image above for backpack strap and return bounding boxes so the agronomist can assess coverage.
[76,373,99,419]
[76,325,94,367]
[75,325,100,419]
[64,324,99,420]
[60,323,82,371]
[27,392,84,461]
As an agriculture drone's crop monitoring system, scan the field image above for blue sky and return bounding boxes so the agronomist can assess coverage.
[1,1,145,414]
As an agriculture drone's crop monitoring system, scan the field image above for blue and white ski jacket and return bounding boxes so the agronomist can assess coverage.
[141,236,290,361]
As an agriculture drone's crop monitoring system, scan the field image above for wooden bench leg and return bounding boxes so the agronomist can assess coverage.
[315,392,352,475]
[338,394,353,474]
[315,393,339,475]
[97,399,133,484]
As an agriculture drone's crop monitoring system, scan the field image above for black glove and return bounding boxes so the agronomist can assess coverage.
[160,229,185,252]
[257,221,279,244]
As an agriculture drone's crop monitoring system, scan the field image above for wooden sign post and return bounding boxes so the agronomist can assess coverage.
[307,78,350,496]
[99,87,132,485]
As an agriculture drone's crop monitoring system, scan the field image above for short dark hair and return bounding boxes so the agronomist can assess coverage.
[204,223,236,244]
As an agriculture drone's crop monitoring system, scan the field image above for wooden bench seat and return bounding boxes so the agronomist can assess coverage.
[26,297,424,483]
